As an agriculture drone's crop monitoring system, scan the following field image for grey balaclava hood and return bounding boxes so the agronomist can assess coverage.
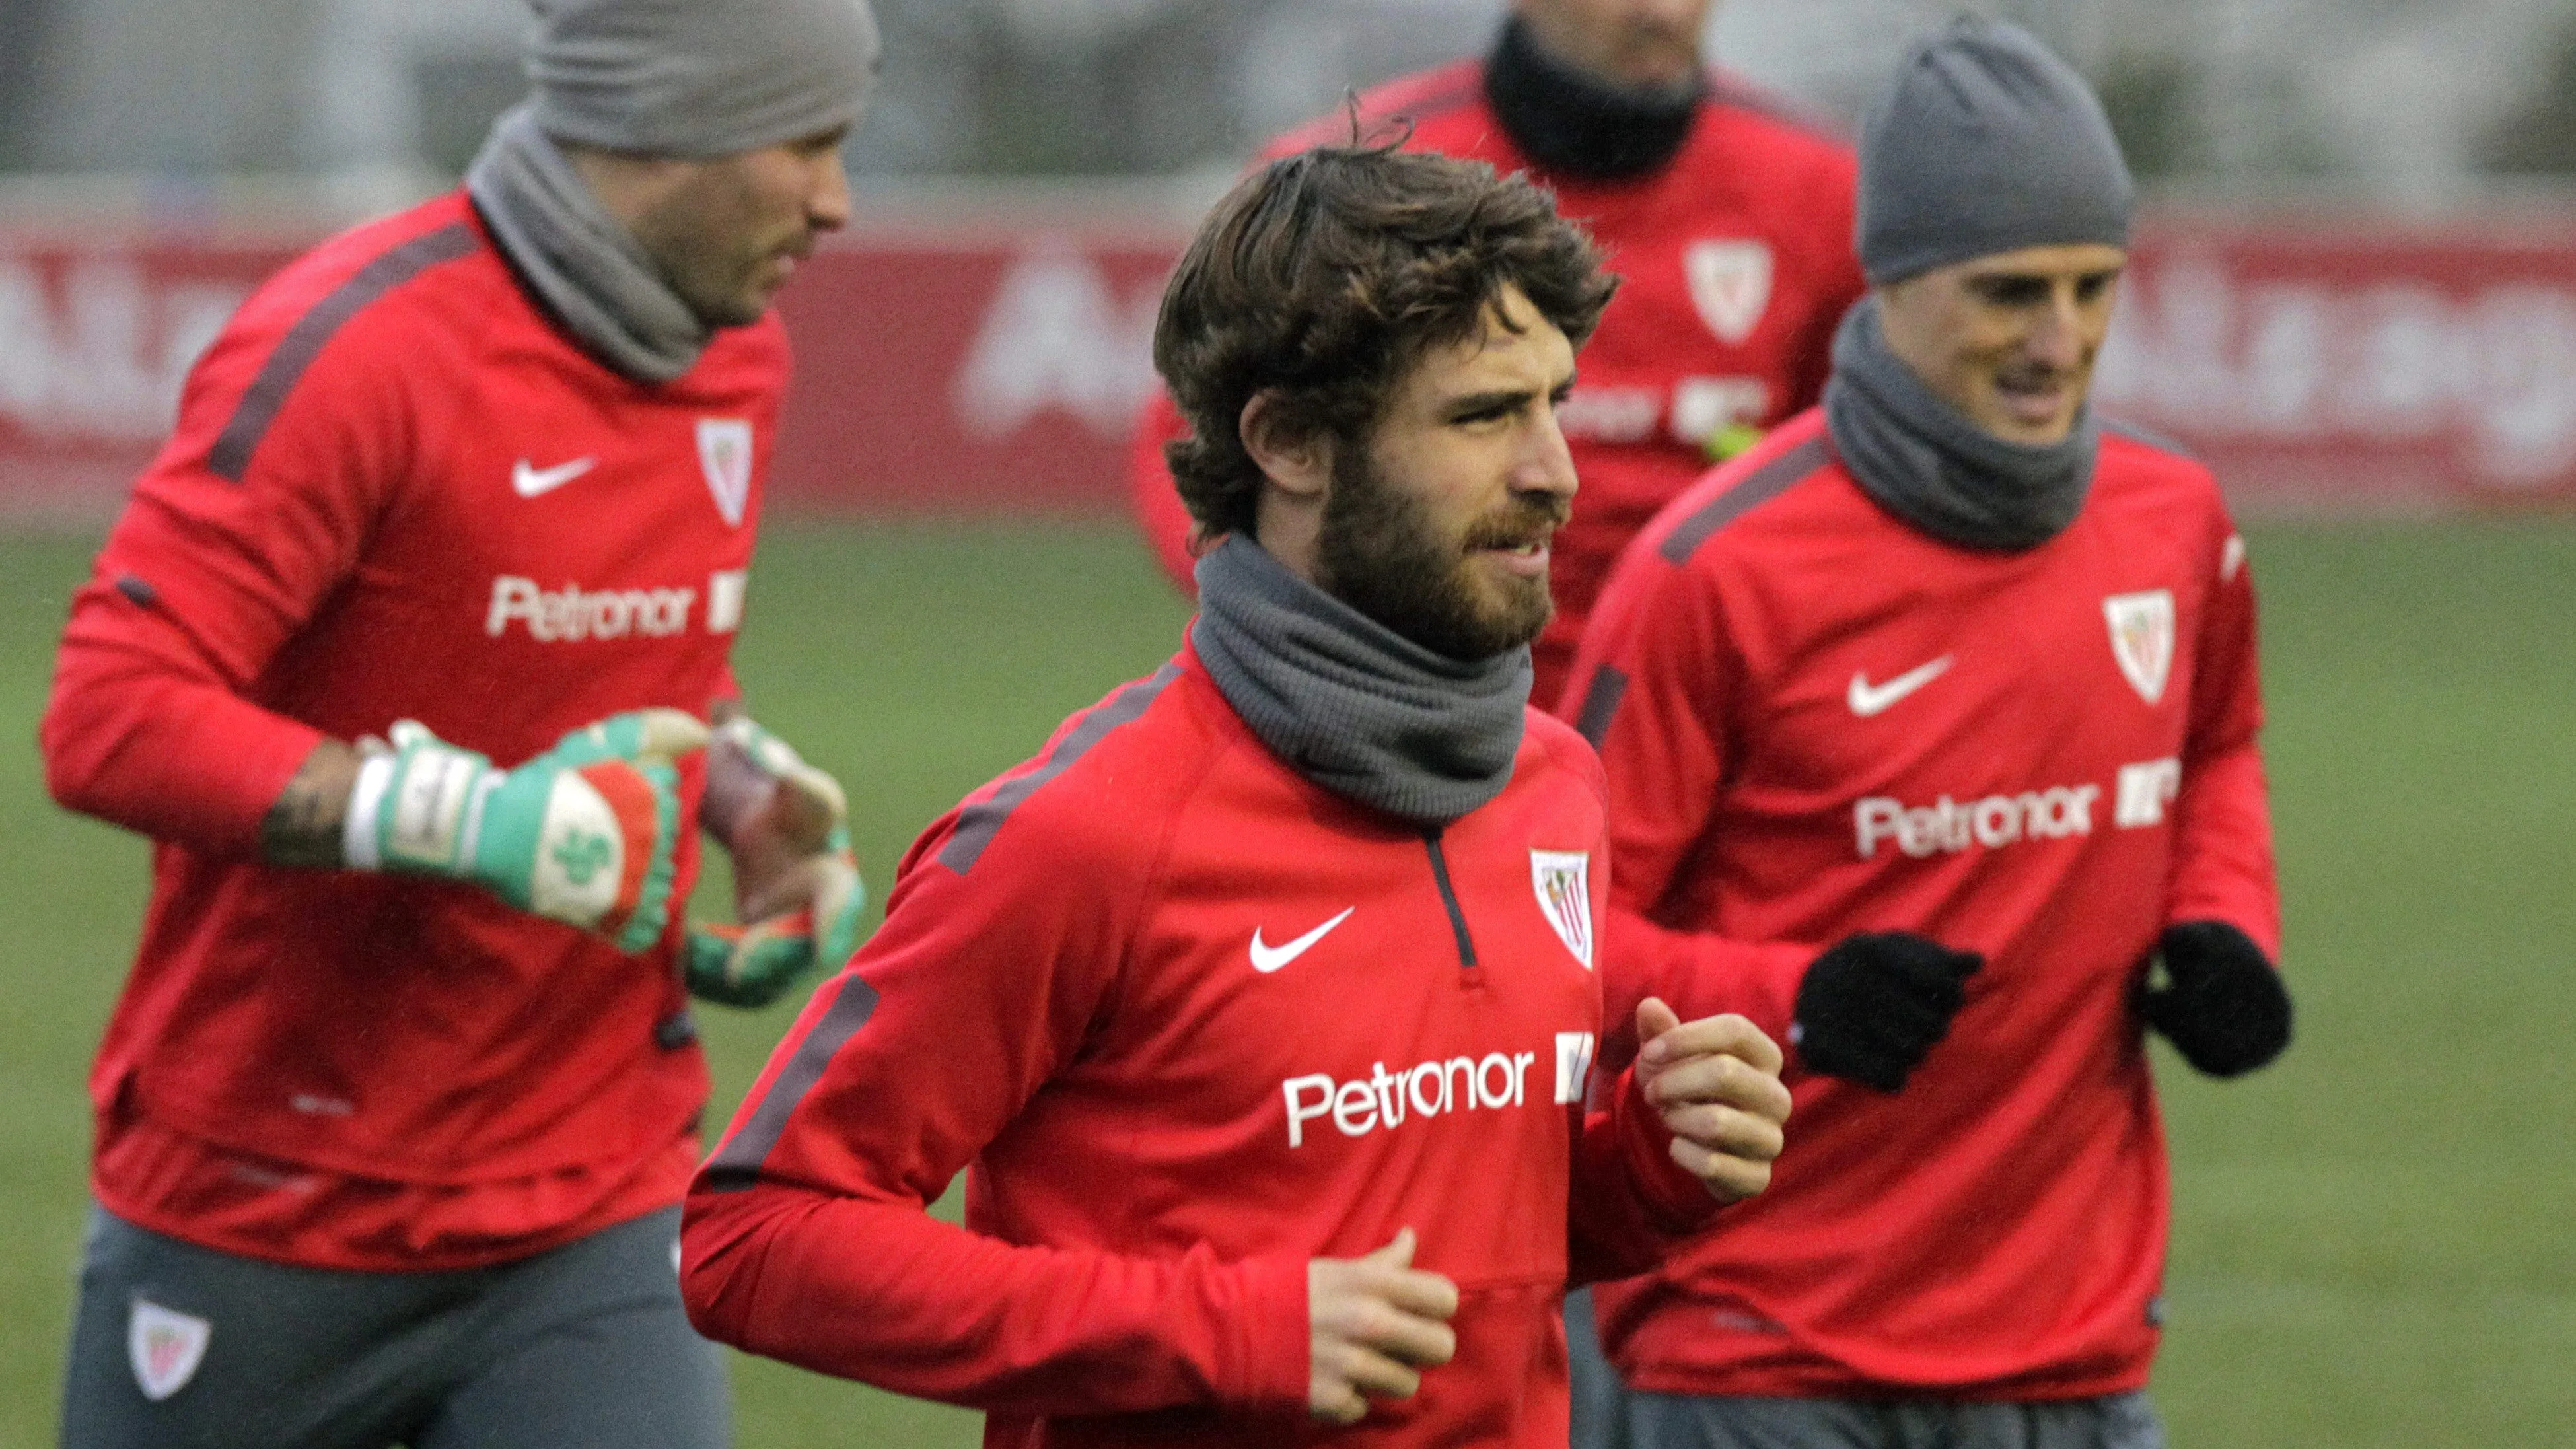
[1857,17,2133,285]
[467,0,880,384]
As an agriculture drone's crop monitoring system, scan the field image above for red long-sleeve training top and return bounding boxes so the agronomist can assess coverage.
[41,191,784,1268]
[684,646,1723,1446]
[1557,412,2281,1399]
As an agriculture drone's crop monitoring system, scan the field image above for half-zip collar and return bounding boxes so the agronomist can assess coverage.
[1421,831,1481,969]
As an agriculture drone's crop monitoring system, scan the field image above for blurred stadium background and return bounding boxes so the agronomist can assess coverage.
[2,1,2572,1444]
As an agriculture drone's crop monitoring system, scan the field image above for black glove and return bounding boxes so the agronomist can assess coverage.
[1792,932,1984,1092]
[2140,921,2291,1078]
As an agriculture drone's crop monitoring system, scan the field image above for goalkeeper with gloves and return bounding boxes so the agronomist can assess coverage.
[332,705,861,1003]
[36,0,883,1442]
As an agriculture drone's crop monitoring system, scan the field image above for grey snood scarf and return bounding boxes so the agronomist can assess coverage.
[465,104,711,385]
[1824,299,2096,551]
[1193,537,1530,828]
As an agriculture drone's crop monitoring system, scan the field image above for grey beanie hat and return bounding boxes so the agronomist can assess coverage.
[528,0,882,158]
[1857,17,2133,284]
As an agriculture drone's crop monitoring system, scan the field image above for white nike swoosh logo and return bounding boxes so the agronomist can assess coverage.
[1847,655,1954,717]
[512,456,597,498]
[1250,907,1356,973]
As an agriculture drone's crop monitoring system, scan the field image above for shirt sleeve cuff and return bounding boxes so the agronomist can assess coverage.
[1613,1067,1725,1235]
[1214,1252,1311,1415]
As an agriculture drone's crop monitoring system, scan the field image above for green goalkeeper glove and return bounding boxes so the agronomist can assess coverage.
[345,710,709,954]
[686,714,865,1008]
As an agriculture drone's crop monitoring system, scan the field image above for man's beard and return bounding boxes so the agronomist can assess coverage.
[1313,445,1565,661]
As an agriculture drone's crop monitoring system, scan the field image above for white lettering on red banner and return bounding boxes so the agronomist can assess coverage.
[2097,250,2576,493]
[11,221,2576,520]
[952,236,1161,441]
[0,255,246,441]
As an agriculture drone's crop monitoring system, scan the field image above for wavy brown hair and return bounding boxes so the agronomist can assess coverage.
[1153,142,1616,543]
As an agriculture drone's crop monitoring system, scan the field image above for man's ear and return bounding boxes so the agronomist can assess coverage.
[1239,391,1331,503]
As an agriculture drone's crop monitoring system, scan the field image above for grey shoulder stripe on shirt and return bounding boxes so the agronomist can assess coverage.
[207,222,481,483]
[1571,665,1628,748]
[699,975,882,1193]
[935,662,1182,875]
[1658,435,1832,565]
[2102,415,2199,462]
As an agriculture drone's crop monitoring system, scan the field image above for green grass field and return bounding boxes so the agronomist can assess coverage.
[2,518,2570,1446]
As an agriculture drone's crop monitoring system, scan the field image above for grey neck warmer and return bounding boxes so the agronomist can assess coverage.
[1858,17,2133,284]
[466,105,711,384]
[1193,537,1530,828]
[1824,299,2095,551]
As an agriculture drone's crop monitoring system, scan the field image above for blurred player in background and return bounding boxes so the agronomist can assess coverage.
[1559,20,2292,1448]
[1129,0,1865,701]
[681,143,1793,1448]
[38,0,880,1443]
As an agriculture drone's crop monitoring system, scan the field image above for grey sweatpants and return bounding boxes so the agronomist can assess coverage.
[1597,1391,2165,1449]
[58,1205,729,1449]
[1566,1290,2164,1449]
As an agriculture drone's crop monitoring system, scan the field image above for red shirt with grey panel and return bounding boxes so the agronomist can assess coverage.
[40,190,786,1270]
[1557,411,2280,1398]
[682,649,1721,1447]
[1128,59,1867,701]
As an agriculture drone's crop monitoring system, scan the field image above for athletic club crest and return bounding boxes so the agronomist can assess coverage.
[1530,850,1594,969]
[2103,590,2176,704]
[1685,240,1773,345]
[696,417,754,528]
[128,1298,210,1403]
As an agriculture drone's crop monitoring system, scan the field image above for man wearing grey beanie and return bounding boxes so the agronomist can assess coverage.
[1559,17,2290,1448]
[46,3,880,1445]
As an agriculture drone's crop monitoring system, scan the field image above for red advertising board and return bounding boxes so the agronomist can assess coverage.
[6,203,2576,523]
[0,242,281,525]
[2095,212,2576,511]
[768,230,1178,514]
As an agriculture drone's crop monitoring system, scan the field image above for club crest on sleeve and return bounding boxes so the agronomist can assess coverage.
[696,418,754,528]
[2104,590,2176,704]
[1685,240,1773,345]
[128,1298,210,1402]
[1530,850,1593,969]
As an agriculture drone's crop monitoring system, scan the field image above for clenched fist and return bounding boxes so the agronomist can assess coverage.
[1633,997,1792,1203]
[1306,1228,1458,1425]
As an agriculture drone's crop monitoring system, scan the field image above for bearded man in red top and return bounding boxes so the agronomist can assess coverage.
[1129,0,1866,703]
[1561,20,2293,1448]
[681,143,1795,1448]
[40,1,880,1444]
